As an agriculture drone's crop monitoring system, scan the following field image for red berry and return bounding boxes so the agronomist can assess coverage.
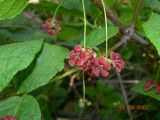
[43,18,52,30]
[69,45,86,67]
[144,80,160,94]
[144,80,155,91]
[80,59,94,72]
[92,56,111,77]
[74,45,82,52]
[55,22,61,32]
[1,115,18,120]
[69,45,98,78]
[43,17,61,37]
[79,48,95,72]
[48,29,55,36]
[110,52,125,72]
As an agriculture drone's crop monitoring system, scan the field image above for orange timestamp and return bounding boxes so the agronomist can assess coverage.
[119,104,150,111]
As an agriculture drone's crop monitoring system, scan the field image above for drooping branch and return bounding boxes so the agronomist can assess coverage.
[91,0,149,46]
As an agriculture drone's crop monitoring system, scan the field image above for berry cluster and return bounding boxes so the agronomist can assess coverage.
[69,45,125,77]
[43,17,61,37]
[110,52,125,72]
[1,115,18,120]
[144,80,160,94]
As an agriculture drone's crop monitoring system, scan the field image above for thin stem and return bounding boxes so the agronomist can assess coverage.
[116,72,133,120]
[101,0,108,59]
[78,107,84,120]
[78,72,85,120]
[81,0,86,104]
[53,0,63,19]
[131,0,143,25]
[49,68,78,83]
[82,72,86,100]
[82,0,87,50]
[79,17,95,28]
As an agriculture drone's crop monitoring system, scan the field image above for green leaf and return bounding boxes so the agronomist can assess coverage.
[62,0,82,11]
[131,80,160,101]
[28,1,82,17]
[61,0,90,12]
[143,13,160,55]
[0,0,29,20]
[18,43,69,93]
[143,0,160,11]
[11,29,50,42]
[81,24,118,47]
[0,95,41,119]
[57,26,82,41]
[0,40,43,92]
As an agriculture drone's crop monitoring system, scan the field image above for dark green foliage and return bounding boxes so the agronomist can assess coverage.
[0,0,160,119]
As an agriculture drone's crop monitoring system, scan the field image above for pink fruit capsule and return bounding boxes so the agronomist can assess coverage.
[1,115,18,120]
[144,80,155,91]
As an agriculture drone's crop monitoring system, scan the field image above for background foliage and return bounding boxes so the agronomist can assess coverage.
[0,0,160,119]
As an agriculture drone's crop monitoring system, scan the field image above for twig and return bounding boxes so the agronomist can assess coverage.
[91,0,149,46]
[109,25,134,51]
[69,72,80,86]
[116,72,133,120]
[109,39,125,52]
[69,79,139,90]
[49,68,78,83]
[67,72,81,97]
[0,24,30,29]
[105,79,139,84]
